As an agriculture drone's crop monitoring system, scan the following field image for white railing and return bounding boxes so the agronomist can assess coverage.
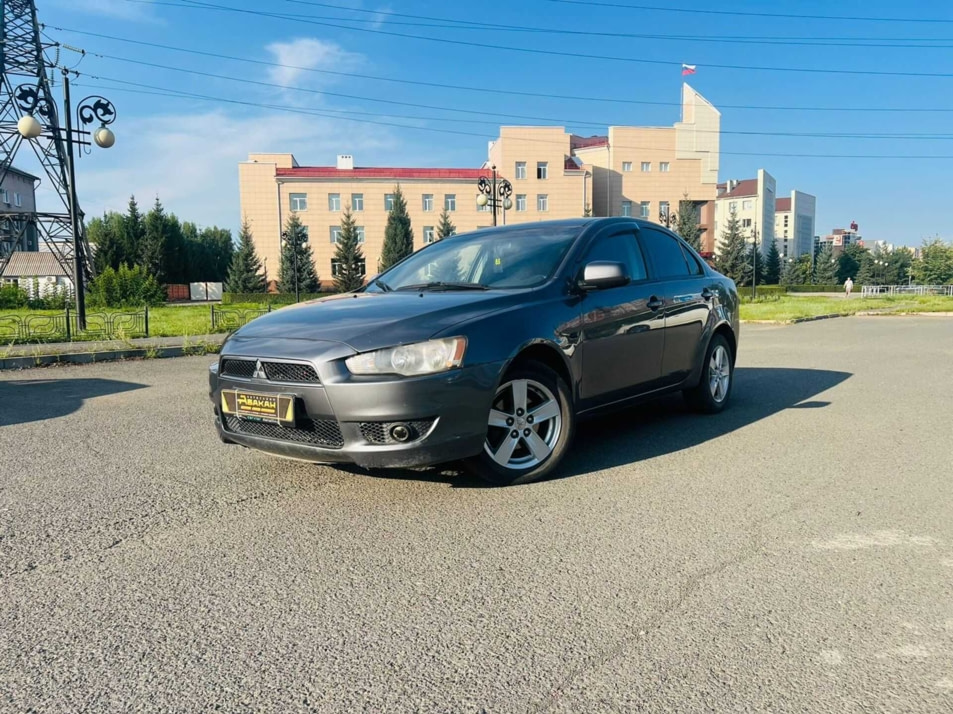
[861,285,953,297]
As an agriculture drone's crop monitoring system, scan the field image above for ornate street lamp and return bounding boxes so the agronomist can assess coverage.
[281,229,307,303]
[16,69,117,330]
[476,165,513,227]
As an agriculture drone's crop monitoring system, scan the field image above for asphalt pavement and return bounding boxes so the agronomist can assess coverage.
[1,317,952,713]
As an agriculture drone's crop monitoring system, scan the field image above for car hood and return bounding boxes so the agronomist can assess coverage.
[232,290,527,352]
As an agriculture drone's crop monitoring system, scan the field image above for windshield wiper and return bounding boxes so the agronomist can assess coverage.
[372,278,392,292]
[395,281,489,292]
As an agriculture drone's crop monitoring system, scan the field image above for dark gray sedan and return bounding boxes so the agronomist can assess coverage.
[209,218,739,485]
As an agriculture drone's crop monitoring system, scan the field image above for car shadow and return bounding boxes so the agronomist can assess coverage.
[344,367,851,488]
[0,378,148,428]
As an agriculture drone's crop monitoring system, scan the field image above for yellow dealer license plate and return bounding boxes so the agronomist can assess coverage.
[221,390,296,427]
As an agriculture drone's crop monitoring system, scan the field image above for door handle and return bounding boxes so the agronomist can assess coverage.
[647,296,664,311]
[701,287,714,301]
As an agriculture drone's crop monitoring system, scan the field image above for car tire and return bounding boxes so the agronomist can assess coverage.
[465,361,574,486]
[684,333,734,414]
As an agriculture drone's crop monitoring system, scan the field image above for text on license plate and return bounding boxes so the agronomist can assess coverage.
[221,390,296,426]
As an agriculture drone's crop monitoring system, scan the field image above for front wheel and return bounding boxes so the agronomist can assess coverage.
[465,362,574,486]
[684,333,734,414]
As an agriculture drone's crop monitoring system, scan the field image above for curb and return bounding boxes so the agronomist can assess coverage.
[742,313,848,325]
[0,344,220,371]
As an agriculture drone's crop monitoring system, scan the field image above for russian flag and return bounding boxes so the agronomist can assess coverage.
[681,64,696,76]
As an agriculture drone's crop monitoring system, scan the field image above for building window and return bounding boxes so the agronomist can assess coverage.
[660,162,671,173]
[423,226,435,244]
[742,200,753,210]
[14,192,22,207]
[639,201,650,218]
[356,226,365,243]
[784,215,790,225]
[422,194,433,212]
[729,201,737,213]
[515,162,527,179]
[477,195,491,212]
[622,162,633,172]
[659,201,670,217]
[329,226,342,243]
[351,193,364,211]
[289,193,307,211]
[621,201,632,217]
[641,162,651,172]
[515,194,527,212]
[537,194,548,211]
[332,258,366,277]
[537,162,548,180]
[385,193,395,211]
[742,218,752,228]
[445,194,457,211]
[327,193,341,212]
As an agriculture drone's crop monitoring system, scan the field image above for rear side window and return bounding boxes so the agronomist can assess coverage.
[639,228,691,279]
[584,231,648,282]
[680,244,704,275]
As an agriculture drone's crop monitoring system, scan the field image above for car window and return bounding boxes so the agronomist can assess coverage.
[583,231,647,282]
[639,228,692,279]
[680,244,704,276]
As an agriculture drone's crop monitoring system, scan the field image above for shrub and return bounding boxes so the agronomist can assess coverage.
[786,284,849,293]
[27,284,71,310]
[88,264,166,308]
[0,283,28,309]
[222,292,332,305]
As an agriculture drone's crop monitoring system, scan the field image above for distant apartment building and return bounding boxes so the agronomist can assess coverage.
[0,166,40,267]
[239,83,722,285]
[712,169,776,255]
[774,190,816,259]
[815,223,862,256]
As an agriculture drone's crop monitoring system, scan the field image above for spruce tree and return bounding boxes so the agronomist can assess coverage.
[333,207,365,292]
[380,185,414,270]
[436,208,456,240]
[743,242,764,288]
[225,219,267,293]
[278,213,320,294]
[141,197,169,282]
[813,244,837,285]
[121,196,146,269]
[674,196,702,252]
[715,212,748,285]
[89,212,126,274]
[763,239,781,285]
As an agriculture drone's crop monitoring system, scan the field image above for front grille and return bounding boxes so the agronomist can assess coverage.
[224,415,343,449]
[220,359,319,384]
[359,419,436,445]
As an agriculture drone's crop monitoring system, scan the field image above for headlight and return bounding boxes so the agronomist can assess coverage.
[345,337,467,377]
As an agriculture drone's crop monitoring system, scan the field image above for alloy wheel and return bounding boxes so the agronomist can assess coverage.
[484,378,562,470]
[709,344,731,403]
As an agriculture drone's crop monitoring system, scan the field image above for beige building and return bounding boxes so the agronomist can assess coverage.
[713,169,777,255]
[238,83,722,286]
[773,191,817,259]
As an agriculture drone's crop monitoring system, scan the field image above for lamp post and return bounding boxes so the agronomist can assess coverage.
[281,229,306,303]
[16,70,117,331]
[476,165,513,226]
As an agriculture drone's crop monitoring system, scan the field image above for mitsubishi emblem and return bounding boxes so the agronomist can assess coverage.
[252,360,267,380]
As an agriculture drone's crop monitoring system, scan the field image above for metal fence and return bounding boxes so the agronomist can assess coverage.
[210,303,271,332]
[861,285,953,297]
[0,307,149,343]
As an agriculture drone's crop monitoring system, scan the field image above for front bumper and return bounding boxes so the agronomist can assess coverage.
[210,348,504,469]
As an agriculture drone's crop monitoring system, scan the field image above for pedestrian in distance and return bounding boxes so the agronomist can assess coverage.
[845,277,854,298]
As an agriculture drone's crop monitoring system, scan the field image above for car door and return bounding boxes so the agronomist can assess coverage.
[637,227,713,385]
[577,228,666,407]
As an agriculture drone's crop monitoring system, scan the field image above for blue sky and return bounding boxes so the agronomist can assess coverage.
[30,0,953,245]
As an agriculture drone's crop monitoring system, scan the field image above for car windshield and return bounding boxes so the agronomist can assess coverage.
[367,224,584,291]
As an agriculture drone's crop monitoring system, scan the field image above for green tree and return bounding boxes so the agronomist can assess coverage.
[140,197,168,281]
[162,210,187,284]
[887,247,913,285]
[743,234,764,288]
[674,196,702,252]
[781,254,813,286]
[763,239,781,285]
[911,238,953,284]
[436,208,456,240]
[225,219,267,293]
[201,227,234,282]
[380,184,414,270]
[278,213,320,293]
[813,244,837,284]
[121,196,146,268]
[333,206,366,292]
[715,212,747,285]
[88,263,165,308]
[88,211,127,274]
[836,243,867,284]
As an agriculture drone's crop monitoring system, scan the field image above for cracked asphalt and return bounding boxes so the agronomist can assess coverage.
[1,316,952,713]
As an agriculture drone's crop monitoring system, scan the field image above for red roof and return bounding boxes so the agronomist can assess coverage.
[275,167,489,180]
[570,134,609,150]
[721,179,758,199]
[775,197,791,212]
[564,156,583,171]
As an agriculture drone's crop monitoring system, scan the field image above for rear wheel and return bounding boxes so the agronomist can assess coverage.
[684,333,733,414]
[465,362,574,486]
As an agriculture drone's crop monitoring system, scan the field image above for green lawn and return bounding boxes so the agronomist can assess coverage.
[740,295,953,322]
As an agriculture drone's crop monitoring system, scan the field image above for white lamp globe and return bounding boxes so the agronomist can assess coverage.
[503,198,513,210]
[476,194,488,207]
[93,126,116,149]
[17,115,43,139]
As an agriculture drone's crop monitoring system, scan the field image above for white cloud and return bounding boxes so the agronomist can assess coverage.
[48,0,160,21]
[371,6,393,30]
[64,109,401,234]
[265,38,364,89]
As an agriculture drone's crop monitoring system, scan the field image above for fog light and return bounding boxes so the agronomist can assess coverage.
[390,424,411,442]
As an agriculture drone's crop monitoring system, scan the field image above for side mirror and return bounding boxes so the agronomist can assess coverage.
[578,261,630,291]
